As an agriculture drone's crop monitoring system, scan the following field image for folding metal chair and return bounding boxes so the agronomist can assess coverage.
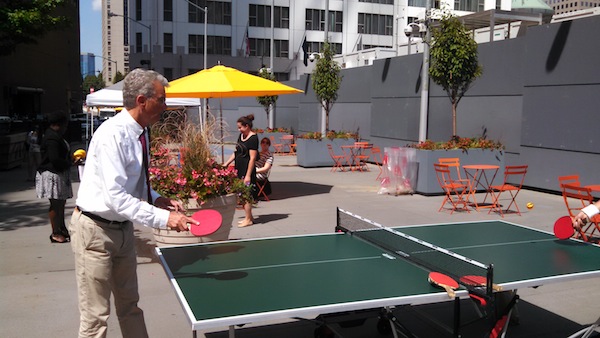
[560,183,600,243]
[488,165,528,217]
[434,163,470,214]
[256,174,271,201]
[327,144,346,172]
[270,136,283,155]
[439,157,472,203]
[354,142,371,172]
[558,174,581,187]
[371,146,384,180]
[281,135,295,155]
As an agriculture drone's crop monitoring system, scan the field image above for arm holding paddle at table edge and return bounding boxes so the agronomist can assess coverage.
[573,201,600,229]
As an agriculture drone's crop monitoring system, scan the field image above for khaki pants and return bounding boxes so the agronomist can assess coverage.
[69,210,148,338]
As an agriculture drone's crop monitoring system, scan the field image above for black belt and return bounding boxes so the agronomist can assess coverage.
[76,207,129,226]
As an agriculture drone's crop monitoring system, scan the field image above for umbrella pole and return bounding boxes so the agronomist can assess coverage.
[220,98,224,163]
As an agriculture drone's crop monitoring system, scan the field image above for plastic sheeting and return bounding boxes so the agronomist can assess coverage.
[378,147,417,195]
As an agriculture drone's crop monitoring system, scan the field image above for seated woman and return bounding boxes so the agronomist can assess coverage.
[256,137,273,182]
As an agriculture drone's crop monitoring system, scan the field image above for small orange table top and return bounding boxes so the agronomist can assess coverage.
[463,164,500,170]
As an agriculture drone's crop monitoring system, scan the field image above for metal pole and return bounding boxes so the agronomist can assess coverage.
[418,1,431,142]
[269,0,275,129]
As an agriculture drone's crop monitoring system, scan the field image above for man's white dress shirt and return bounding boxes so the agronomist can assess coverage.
[76,109,169,228]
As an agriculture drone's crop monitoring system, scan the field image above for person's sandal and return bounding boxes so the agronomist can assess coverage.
[49,233,68,243]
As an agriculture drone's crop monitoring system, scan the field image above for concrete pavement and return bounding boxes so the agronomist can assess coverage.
[1,153,599,337]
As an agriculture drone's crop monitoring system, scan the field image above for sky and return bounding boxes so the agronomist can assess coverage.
[79,0,103,73]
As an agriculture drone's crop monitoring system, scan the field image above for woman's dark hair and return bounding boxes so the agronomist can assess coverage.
[261,137,271,146]
[237,114,254,129]
[47,111,68,125]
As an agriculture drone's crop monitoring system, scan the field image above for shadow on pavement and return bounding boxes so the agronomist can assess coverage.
[269,181,332,200]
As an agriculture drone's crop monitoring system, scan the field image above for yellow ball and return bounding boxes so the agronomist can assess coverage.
[526,202,534,209]
[73,149,86,160]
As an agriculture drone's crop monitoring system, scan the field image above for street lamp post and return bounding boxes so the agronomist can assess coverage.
[91,53,118,80]
[107,11,152,69]
[418,0,431,142]
[183,1,208,127]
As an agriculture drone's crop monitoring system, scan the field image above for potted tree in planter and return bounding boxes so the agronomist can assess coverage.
[402,13,501,195]
[149,111,252,245]
[296,41,346,167]
[256,67,278,129]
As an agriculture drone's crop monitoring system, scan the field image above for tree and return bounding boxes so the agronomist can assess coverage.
[429,13,482,137]
[311,41,342,133]
[0,0,71,56]
[256,67,278,128]
[113,71,125,84]
[82,73,106,100]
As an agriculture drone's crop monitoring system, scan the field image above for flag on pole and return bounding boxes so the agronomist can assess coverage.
[302,37,308,66]
[244,26,250,57]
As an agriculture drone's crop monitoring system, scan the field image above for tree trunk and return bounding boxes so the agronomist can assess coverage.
[452,100,457,136]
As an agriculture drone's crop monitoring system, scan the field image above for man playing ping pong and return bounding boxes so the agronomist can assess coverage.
[71,69,198,338]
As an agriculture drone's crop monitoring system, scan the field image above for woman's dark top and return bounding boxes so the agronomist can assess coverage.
[38,128,71,174]
[234,133,258,184]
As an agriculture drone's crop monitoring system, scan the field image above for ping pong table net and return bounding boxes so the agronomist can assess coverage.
[335,208,494,297]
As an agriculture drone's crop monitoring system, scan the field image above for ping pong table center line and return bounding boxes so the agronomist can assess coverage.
[203,255,384,274]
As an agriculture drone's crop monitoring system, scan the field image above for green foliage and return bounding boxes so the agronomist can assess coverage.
[429,13,482,136]
[256,68,278,125]
[82,73,106,99]
[0,0,71,55]
[113,71,125,84]
[311,41,342,132]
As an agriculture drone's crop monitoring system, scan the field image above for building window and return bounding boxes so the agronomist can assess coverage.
[164,0,173,21]
[306,9,343,32]
[305,41,342,55]
[249,38,289,57]
[136,0,142,20]
[359,0,394,3]
[189,34,231,55]
[249,5,290,28]
[136,32,143,53]
[188,0,232,25]
[163,68,173,80]
[358,13,393,35]
[164,33,173,53]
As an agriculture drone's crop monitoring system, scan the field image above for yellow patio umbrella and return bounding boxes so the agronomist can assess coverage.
[165,64,304,160]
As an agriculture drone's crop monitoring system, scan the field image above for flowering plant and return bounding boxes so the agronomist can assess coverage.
[149,111,252,205]
[298,130,358,140]
[266,127,289,133]
[407,136,504,151]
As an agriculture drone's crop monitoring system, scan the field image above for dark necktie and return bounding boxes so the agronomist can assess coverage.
[139,129,153,204]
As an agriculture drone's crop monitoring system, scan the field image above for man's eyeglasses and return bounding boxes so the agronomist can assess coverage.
[153,96,166,104]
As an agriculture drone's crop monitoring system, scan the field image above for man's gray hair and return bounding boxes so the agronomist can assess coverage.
[122,68,169,109]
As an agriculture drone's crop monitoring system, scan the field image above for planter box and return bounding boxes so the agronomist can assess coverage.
[414,149,505,195]
[296,138,355,168]
[153,193,237,245]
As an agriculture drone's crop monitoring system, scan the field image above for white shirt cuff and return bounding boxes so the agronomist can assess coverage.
[582,204,600,219]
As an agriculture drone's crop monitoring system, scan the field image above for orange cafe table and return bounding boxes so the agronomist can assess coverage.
[463,164,500,210]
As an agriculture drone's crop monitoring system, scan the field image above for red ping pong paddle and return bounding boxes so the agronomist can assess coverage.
[460,275,503,292]
[189,209,222,236]
[428,272,458,298]
[553,216,575,240]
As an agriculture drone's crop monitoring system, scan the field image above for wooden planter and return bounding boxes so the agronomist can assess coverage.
[152,193,237,246]
[413,149,505,195]
[296,138,356,168]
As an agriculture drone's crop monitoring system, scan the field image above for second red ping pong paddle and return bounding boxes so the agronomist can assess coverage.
[553,216,575,240]
[428,272,459,299]
[189,209,222,236]
[460,275,503,292]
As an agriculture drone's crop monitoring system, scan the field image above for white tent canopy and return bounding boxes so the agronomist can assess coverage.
[85,81,201,107]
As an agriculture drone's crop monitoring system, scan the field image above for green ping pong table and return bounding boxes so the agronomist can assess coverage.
[156,210,600,338]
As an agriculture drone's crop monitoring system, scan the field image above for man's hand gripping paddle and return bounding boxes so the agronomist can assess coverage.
[428,272,459,299]
[189,209,222,236]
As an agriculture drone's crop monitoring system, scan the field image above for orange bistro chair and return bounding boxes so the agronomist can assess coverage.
[434,163,470,214]
[488,165,528,217]
[370,146,384,180]
[560,183,600,243]
[256,170,271,202]
[327,144,346,172]
[354,142,371,172]
[558,174,581,187]
[281,135,295,155]
[270,136,284,155]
